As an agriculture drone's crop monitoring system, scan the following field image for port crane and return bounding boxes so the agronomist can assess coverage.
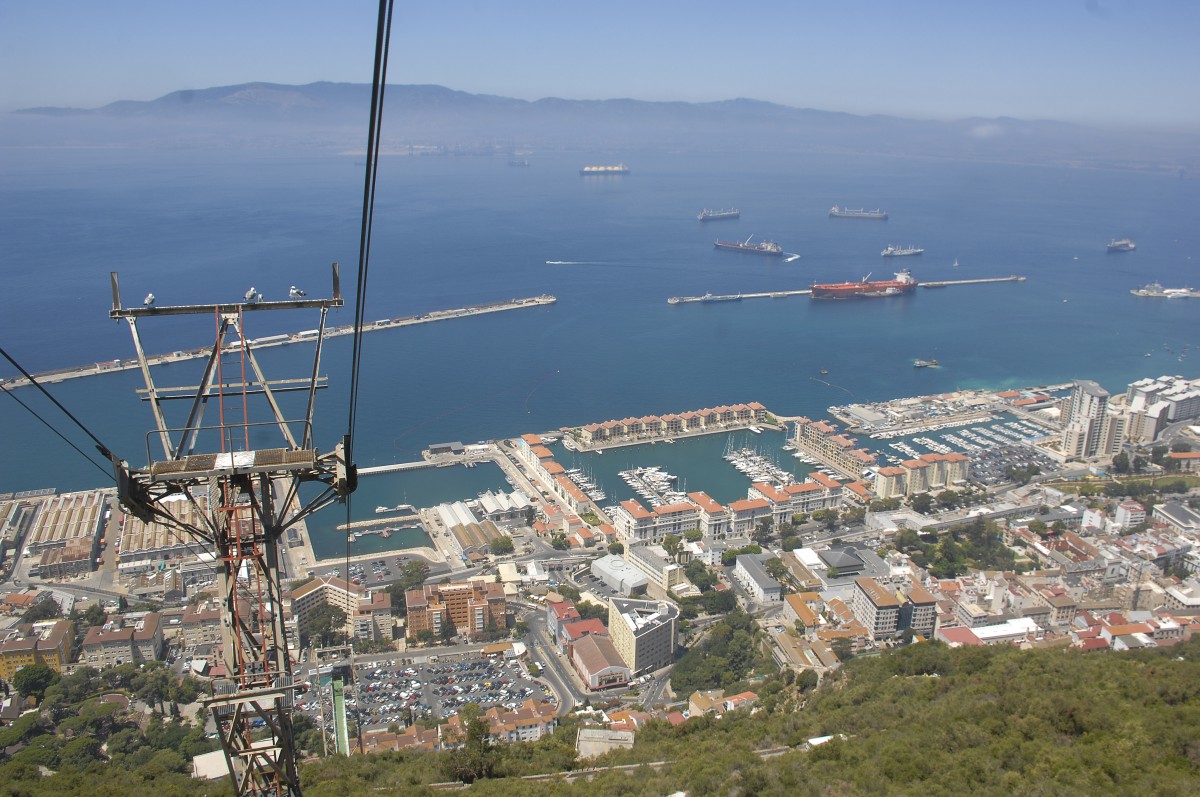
[108,266,356,796]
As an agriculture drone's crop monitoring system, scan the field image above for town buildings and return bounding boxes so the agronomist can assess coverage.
[291,576,394,645]
[0,619,73,679]
[733,554,782,603]
[80,612,163,668]
[571,633,631,689]
[405,579,506,640]
[607,597,678,676]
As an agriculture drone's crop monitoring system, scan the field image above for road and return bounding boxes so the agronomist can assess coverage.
[523,608,585,715]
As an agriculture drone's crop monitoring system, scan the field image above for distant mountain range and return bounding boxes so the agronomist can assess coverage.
[5,81,1197,174]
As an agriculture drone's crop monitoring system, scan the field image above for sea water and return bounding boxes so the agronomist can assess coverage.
[2,147,1198,509]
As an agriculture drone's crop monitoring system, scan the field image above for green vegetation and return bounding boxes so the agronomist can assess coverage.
[490,536,515,555]
[893,517,1020,578]
[21,598,62,624]
[0,664,218,797]
[299,602,348,648]
[7,638,1200,795]
[385,560,431,611]
[669,610,774,694]
[1047,473,1199,498]
[720,543,762,567]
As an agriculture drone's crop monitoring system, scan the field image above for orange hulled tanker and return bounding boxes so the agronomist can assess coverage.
[810,269,918,299]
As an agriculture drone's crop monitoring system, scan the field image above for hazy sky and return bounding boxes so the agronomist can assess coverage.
[2,0,1197,130]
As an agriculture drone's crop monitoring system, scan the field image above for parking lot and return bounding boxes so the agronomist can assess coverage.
[297,654,554,731]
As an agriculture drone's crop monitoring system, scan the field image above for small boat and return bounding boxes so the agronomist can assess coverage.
[819,368,829,375]
[1106,238,1136,252]
[914,359,939,368]
[952,258,959,267]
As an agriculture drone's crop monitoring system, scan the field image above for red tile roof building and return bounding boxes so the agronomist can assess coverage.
[405,580,506,640]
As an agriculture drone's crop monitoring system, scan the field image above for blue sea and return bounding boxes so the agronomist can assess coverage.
[2,146,1198,513]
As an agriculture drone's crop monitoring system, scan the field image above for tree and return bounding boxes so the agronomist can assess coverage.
[70,602,107,630]
[12,663,58,702]
[22,599,62,624]
[910,493,934,514]
[752,519,774,546]
[764,557,789,583]
[811,509,839,532]
[662,533,683,562]
[936,490,959,509]
[549,533,569,550]
[825,566,840,580]
[489,536,514,555]
[608,541,624,555]
[58,737,103,771]
[1150,445,1169,466]
[387,560,430,611]
[684,529,703,542]
[299,602,347,649]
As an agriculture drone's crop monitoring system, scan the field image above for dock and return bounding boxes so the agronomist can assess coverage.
[668,290,811,304]
[667,275,1024,304]
[920,276,1025,288]
[358,461,432,475]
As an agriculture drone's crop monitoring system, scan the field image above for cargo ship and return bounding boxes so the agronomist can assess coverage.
[580,164,629,175]
[829,205,888,219]
[714,235,784,256]
[1107,238,1136,252]
[810,269,918,300]
[700,292,743,303]
[881,245,924,257]
[698,208,741,221]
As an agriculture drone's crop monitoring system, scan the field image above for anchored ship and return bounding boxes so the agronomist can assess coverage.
[700,292,743,303]
[914,359,939,368]
[714,235,784,256]
[829,205,888,219]
[580,164,629,175]
[1107,238,1136,252]
[882,245,924,257]
[698,208,741,221]
[810,269,918,300]
[1131,283,1196,299]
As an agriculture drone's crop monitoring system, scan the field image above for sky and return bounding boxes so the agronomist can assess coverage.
[1,0,1198,130]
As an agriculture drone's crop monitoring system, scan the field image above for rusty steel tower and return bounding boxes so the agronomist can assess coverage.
[108,265,355,796]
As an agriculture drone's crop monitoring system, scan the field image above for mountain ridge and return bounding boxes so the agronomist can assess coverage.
[7,82,1198,174]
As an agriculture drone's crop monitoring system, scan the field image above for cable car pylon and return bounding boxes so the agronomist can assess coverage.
[108,264,356,797]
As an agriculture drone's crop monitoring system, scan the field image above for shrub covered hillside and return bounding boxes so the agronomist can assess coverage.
[3,638,1197,796]
[300,637,1200,797]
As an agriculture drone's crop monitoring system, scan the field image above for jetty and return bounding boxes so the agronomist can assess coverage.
[667,275,1024,304]
[0,295,557,390]
[920,276,1025,288]
[358,461,432,475]
[669,290,811,304]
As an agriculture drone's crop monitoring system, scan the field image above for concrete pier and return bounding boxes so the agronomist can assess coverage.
[667,275,1025,304]
[1,295,557,389]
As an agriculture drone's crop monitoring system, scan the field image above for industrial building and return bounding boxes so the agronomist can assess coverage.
[590,554,649,596]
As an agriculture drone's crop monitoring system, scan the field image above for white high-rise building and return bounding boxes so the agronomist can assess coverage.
[1062,380,1110,459]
